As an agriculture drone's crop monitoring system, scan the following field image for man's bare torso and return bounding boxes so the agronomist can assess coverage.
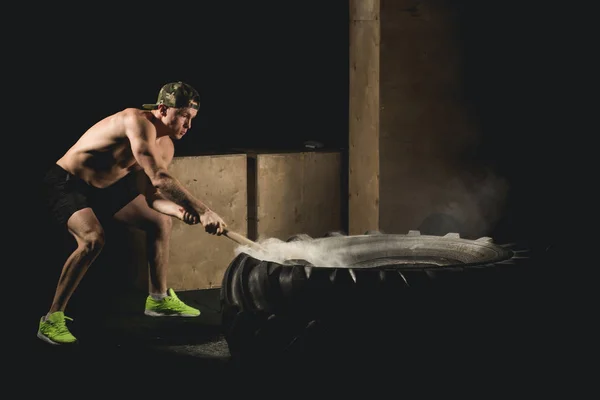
[57,108,173,188]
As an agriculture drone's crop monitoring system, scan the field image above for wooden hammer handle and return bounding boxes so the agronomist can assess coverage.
[222,229,265,252]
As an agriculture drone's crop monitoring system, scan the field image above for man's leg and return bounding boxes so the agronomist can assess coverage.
[113,195,172,295]
[38,208,105,345]
[113,195,199,316]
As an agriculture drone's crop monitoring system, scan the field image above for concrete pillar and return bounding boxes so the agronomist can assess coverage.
[348,0,380,235]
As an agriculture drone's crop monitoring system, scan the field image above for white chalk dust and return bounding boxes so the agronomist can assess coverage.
[233,237,350,267]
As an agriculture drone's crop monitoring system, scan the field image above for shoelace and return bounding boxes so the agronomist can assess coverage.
[49,316,74,335]
[163,297,187,310]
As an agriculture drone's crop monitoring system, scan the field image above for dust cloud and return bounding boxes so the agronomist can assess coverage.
[436,167,509,238]
[233,237,350,267]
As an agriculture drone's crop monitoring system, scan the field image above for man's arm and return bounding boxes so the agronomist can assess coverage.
[126,119,210,216]
[138,172,200,224]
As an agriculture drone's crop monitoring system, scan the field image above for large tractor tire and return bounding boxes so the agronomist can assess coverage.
[220,230,531,371]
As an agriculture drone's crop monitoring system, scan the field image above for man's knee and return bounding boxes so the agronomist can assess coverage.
[156,214,173,233]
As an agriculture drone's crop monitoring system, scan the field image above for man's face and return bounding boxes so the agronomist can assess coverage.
[164,106,198,140]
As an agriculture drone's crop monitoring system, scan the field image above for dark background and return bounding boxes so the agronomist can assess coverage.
[25,3,350,168]
[10,2,584,278]
[11,2,352,337]
[8,1,585,283]
[7,1,589,390]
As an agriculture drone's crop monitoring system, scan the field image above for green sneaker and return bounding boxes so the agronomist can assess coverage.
[37,311,77,345]
[144,288,201,317]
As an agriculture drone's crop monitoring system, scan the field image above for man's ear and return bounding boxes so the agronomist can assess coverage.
[157,104,169,116]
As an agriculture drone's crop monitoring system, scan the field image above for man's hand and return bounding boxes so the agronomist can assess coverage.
[181,209,200,225]
[200,210,227,235]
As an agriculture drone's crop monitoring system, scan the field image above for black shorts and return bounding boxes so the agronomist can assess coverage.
[42,164,141,227]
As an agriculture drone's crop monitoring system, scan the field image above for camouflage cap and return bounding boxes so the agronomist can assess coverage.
[142,81,200,110]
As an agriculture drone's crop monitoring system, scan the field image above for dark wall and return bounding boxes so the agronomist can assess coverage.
[375,0,575,263]
[454,2,576,254]
[16,2,580,263]
[25,3,349,175]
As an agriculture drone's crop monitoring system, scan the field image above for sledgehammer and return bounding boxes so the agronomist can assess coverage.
[222,229,305,266]
[222,229,266,253]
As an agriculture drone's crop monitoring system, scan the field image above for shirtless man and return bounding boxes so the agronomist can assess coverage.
[38,81,227,345]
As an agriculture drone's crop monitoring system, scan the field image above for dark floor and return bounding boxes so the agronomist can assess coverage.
[20,289,235,393]
[16,240,573,396]
[18,282,561,396]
